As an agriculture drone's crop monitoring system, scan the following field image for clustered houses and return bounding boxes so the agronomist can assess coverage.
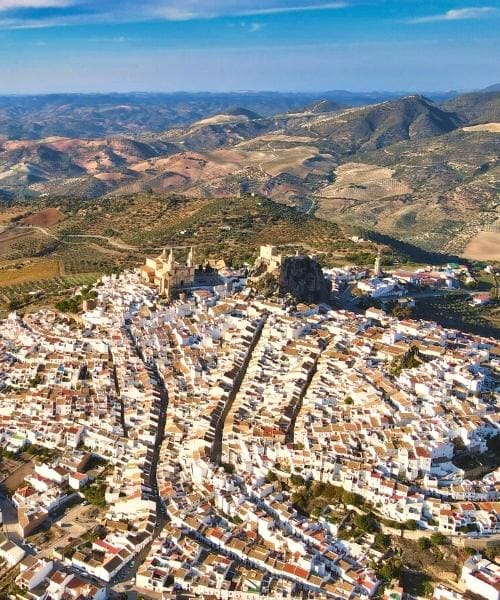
[15,556,108,600]
[223,313,323,449]
[0,263,498,598]
[350,262,468,299]
[461,555,500,600]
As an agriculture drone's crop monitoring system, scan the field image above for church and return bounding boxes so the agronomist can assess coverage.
[140,247,196,299]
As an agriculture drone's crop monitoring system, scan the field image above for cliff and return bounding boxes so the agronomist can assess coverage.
[278,255,331,304]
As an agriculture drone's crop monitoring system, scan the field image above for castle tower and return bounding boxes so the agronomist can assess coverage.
[374,246,382,277]
[187,247,194,268]
[166,248,174,270]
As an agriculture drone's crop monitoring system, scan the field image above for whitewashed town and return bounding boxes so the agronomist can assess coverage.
[0,245,498,600]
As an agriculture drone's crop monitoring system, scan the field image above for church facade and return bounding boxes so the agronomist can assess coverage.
[140,248,196,299]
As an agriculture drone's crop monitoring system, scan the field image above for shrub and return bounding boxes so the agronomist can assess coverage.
[418,537,431,550]
[374,532,391,550]
[266,470,278,483]
[355,512,378,534]
[430,532,448,547]
[290,474,305,487]
[377,559,402,581]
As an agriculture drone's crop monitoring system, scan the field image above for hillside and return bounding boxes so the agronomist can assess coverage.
[320,129,499,254]
[441,91,500,124]
[282,95,462,153]
[0,194,374,271]
[0,91,417,140]
[0,91,498,256]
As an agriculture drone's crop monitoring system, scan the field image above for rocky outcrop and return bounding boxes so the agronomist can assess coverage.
[278,255,331,304]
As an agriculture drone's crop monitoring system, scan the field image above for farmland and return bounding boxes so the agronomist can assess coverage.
[463,230,500,261]
[0,258,60,287]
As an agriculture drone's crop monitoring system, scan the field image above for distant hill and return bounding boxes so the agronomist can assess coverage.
[441,91,500,124]
[282,95,461,153]
[323,128,499,254]
[302,100,344,114]
[0,90,498,255]
[482,83,500,92]
[0,90,458,140]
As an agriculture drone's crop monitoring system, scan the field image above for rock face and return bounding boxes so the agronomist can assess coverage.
[278,256,331,304]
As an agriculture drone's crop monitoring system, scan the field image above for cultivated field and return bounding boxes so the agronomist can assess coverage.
[0,208,27,223]
[254,146,323,177]
[462,122,500,133]
[463,231,500,261]
[21,207,65,227]
[320,162,411,202]
[0,258,61,287]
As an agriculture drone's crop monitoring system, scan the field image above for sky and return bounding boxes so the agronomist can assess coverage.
[0,0,498,93]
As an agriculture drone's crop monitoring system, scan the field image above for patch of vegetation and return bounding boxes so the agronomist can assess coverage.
[389,346,422,376]
[82,481,106,507]
[413,293,499,338]
[291,480,364,516]
[24,445,61,463]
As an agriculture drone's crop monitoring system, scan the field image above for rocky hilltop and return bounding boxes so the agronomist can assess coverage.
[278,255,331,304]
[250,246,331,304]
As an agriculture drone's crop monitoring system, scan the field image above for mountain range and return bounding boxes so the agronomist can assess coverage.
[0,89,498,257]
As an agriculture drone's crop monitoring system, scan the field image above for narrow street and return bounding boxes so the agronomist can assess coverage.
[210,314,268,465]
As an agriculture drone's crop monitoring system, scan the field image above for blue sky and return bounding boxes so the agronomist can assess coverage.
[0,0,498,93]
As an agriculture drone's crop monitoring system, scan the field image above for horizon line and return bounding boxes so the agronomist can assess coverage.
[0,86,493,96]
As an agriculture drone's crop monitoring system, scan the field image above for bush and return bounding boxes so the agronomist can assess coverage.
[266,470,278,483]
[343,490,363,507]
[418,537,431,550]
[422,581,434,597]
[405,519,418,531]
[374,532,391,550]
[430,532,448,547]
[82,482,106,507]
[355,512,378,534]
[377,559,402,581]
[290,474,305,487]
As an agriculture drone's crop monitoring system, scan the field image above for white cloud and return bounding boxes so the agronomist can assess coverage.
[151,1,348,20]
[234,2,348,16]
[408,6,498,24]
[0,0,72,9]
[0,0,350,28]
[248,22,262,32]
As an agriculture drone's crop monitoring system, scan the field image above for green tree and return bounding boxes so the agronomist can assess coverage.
[290,474,306,487]
[378,559,402,582]
[342,491,363,507]
[266,470,278,483]
[355,512,378,534]
[422,581,434,597]
[374,532,391,550]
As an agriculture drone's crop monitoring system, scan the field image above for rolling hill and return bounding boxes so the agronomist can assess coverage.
[0,90,498,256]
[441,91,500,125]
[0,90,429,140]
